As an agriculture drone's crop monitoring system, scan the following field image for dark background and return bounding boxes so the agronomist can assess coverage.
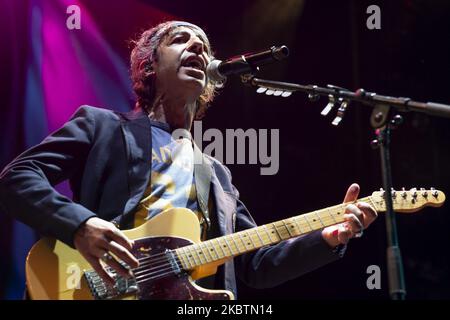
[1,0,449,299]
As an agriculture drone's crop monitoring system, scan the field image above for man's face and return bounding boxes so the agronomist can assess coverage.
[153,26,211,102]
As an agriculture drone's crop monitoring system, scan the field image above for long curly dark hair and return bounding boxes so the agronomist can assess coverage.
[130,21,219,119]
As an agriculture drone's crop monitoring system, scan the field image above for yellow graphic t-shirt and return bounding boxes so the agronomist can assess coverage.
[134,121,201,227]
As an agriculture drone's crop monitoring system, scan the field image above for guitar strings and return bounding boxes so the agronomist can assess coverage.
[129,240,231,273]
[102,198,374,284]
[105,255,184,283]
[127,197,364,270]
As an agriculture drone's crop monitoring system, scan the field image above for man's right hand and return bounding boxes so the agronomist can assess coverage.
[73,217,140,286]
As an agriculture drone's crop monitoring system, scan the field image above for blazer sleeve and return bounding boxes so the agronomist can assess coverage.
[231,185,344,289]
[0,106,98,248]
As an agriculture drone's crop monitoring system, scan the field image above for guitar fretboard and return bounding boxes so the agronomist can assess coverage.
[175,196,375,270]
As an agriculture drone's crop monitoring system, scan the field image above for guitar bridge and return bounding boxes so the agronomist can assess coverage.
[84,269,138,300]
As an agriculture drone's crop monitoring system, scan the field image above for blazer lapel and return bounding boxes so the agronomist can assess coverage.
[119,109,152,219]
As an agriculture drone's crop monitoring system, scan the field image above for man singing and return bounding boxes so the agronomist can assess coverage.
[0,21,377,299]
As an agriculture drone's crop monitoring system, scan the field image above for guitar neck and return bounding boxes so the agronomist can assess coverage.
[175,196,376,270]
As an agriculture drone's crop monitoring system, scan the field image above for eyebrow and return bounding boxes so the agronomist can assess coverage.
[168,30,210,52]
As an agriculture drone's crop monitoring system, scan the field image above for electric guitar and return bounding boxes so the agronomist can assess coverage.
[25,188,445,300]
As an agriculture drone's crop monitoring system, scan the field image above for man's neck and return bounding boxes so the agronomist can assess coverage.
[148,96,196,131]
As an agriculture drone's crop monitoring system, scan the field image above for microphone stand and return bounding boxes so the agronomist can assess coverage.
[241,75,450,300]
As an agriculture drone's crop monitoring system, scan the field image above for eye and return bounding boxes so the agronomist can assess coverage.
[171,36,186,44]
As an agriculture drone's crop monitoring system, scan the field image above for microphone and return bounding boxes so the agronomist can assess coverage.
[206,45,289,82]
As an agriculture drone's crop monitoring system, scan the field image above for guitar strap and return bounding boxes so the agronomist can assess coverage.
[193,140,212,238]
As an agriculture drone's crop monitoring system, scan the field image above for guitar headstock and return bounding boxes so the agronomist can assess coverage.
[370,188,445,213]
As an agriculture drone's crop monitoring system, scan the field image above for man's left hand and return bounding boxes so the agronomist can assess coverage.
[322,183,378,248]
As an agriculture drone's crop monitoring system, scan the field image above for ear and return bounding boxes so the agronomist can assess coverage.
[139,60,153,74]
[138,60,146,72]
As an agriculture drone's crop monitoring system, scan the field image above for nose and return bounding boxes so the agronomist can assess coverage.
[187,35,205,55]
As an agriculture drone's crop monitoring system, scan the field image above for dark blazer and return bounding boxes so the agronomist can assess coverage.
[0,106,341,298]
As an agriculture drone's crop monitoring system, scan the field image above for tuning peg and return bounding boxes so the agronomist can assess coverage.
[265,89,275,95]
[401,187,407,199]
[431,187,438,197]
[409,188,417,204]
[420,187,428,197]
[391,188,397,198]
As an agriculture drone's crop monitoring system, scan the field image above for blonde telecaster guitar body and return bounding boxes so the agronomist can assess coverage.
[26,208,234,300]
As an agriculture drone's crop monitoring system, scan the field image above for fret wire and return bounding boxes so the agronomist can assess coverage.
[179,248,191,269]
[291,219,302,235]
[327,208,337,223]
[290,219,301,235]
[205,241,219,260]
[223,237,235,255]
[254,228,265,246]
[237,233,249,250]
[309,213,321,228]
[185,246,199,266]
[200,243,213,262]
[205,241,218,259]
[185,247,195,268]
[314,211,325,227]
[303,215,313,231]
[247,230,258,247]
[217,237,233,257]
[230,236,243,253]
[272,223,284,240]
[282,220,294,237]
[292,217,304,234]
[175,249,185,268]
[192,245,205,265]
[215,238,226,258]
[263,225,275,243]
[338,204,347,219]
[366,196,377,211]
[181,247,191,266]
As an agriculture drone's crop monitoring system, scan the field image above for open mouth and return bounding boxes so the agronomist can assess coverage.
[181,57,205,73]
